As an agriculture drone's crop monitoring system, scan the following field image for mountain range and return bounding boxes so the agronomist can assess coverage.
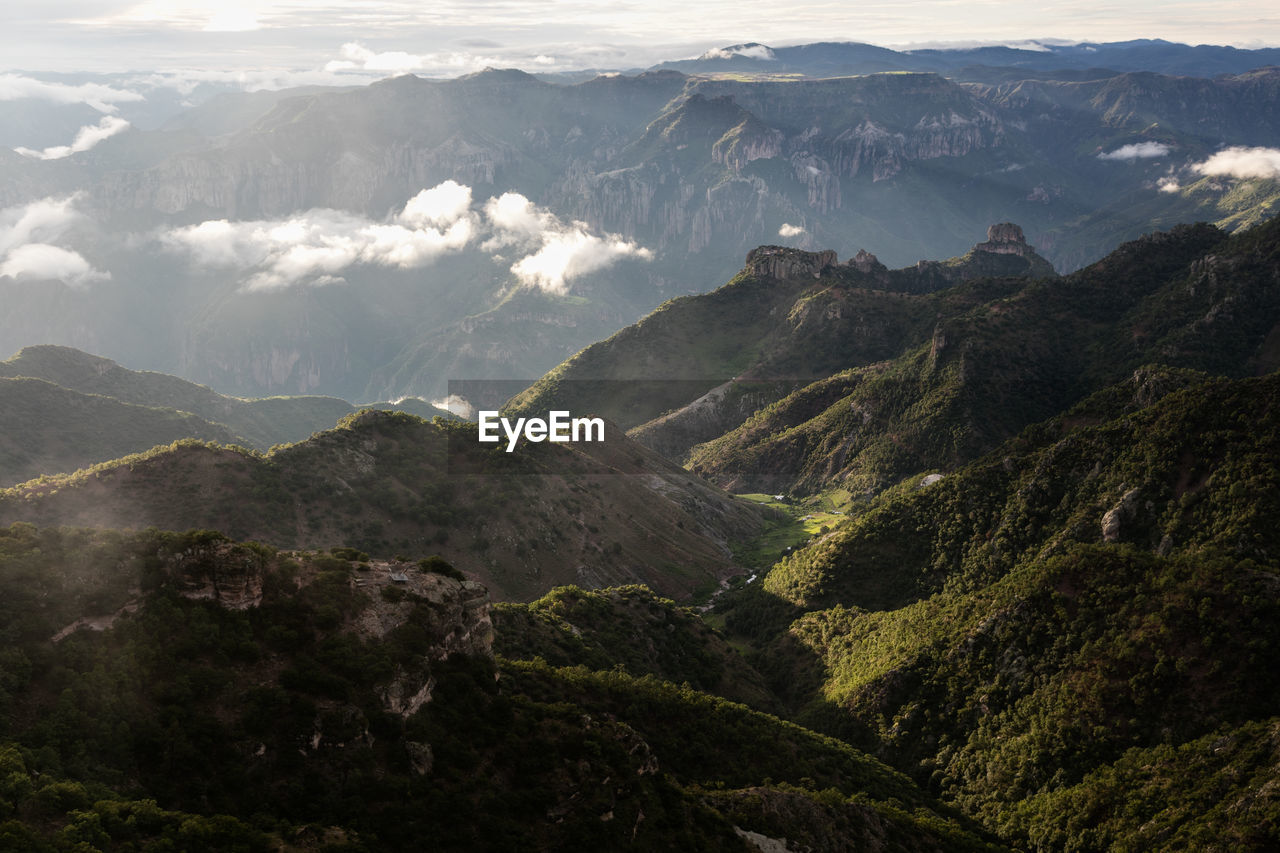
[2,37,1280,851]
[1,207,1278,850]
[3,44,1280,403]
[0,344,446,487]
[2,210,1279,848]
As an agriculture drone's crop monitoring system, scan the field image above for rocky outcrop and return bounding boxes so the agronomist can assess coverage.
[168,543,493,719]
[882,223,1055,291]
[975,222,1034,256]
[745,246,838,280]
[845,249,892,287]
[847,249,885,275]
[170,540,268,609]
[348,561,494,717]
[1101,487,1143,542]
[790,153,841,213]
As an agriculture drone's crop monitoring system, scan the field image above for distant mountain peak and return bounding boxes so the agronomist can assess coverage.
[5,345,119,379]
[848,249,886,274]
[698,43,777,62]
[454,66,543,85]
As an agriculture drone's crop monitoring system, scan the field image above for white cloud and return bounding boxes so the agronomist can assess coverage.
[126,66,363,95]
[429,394,475,419]
[14,116,131,160]
[322,42,520,77]
[1191,146,1280,180]
[0,196,83,254]
[326,42,425,74]
[1157,176,1181,193]
[164,186,478,291]
[400,181,473,228]
[322,41,522,77]
[510,230,651,294]
[778,223,806,237]
[482,192,557,247]
[164,182,650,294]
[482,191,651,293]
[0,74,144,114]
[0,195,108,288]
[0,244,109,287]
[897,38,1060,52]
[1098,142,1171,161]
[699,44,777,61]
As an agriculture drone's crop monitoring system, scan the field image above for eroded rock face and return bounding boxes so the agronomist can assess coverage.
[351,563,494,717]
[974,222,1033,256]
[1102,487,1143,542]
[170,540,267,609]
[847,249,885,275]
[745,246,838,280]
[170,545,494,719]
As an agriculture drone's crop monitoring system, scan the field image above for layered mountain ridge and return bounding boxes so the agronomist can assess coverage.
[3,47,1280,843]
[0,408,768,602]
[2,210,1279,849]
[5,61,1280,402]
[509,221,1056,460]
[0,344,448,487]
[513,215,1279,501]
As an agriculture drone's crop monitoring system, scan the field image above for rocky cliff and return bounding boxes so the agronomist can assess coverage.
[745,246,839,280]
[974,222,1034,256]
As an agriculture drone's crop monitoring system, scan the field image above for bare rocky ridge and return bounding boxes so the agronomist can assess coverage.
[974,222,1035,256]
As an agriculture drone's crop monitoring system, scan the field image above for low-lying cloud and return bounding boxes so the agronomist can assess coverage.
[0,195,109,287]
[700,44,777,61]
[320,40,576,77]
[482,192,651,293]
[1191,146,1280,180]
[164,182,651,293]
[14,116,131,160]
[510,229,650,293]
[1098,142,1171,161]
[778,223,806,237]
[164,182,478,291]
[0,74,144,113]
[325,42,429,74]
[324,42,512,76]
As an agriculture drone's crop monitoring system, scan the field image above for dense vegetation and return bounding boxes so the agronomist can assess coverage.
[688,218,1280,496]
[0,377,241,487]
[507,240,1048,442]
[2,211,1279,849]
[0,345,458,487]
[0,524,1000,851]
[708,363,1280,849]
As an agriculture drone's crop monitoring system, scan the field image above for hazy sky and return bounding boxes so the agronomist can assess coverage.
[2,0,1277,76]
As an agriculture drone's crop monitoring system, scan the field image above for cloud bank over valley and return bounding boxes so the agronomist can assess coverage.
[163,181,651,293]
[0,196,109,287]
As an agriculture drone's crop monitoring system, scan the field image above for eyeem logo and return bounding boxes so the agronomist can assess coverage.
[477,410,605,452]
